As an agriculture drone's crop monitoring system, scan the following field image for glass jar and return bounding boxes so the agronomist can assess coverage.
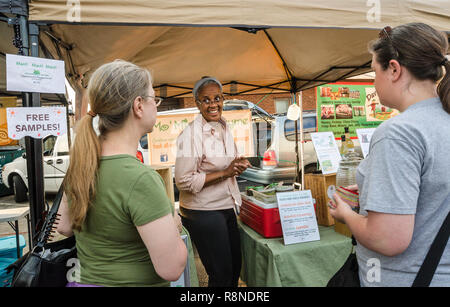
[336,151,363,188]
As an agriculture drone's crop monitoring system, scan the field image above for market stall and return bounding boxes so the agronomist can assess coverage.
[1,0,449,287]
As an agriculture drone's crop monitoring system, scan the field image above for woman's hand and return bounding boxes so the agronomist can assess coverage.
[328,192,355,223]
[346,184,359,193]
[225,157,251,177]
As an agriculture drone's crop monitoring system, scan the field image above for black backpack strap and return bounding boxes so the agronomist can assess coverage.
[412,210,450,287]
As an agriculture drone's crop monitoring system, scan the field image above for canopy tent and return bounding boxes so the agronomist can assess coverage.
[26,0,450,99]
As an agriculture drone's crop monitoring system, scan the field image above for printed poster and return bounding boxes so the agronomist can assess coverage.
[149,110,254,165]
[0,97,19,146]
[6,54,66,94]
[277,190,320,245]
[317,82,398,138]
[310,131,342,175]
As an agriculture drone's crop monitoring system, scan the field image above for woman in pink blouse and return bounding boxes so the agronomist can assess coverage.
[175,76,251,287]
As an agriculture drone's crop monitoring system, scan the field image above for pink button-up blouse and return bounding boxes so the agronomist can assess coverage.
[175,114,242,211]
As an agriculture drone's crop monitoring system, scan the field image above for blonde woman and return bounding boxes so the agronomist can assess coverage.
[56,60,187,287]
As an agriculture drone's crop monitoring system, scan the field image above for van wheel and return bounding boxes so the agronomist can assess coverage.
[12,175,28,203]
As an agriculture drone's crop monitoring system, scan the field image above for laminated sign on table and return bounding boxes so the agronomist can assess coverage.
[276,190,320,245]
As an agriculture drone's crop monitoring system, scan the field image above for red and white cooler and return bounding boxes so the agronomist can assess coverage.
[239,193,283,238]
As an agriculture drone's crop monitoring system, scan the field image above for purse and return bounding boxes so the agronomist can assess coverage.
[328,209,450,287]
[6,182,77,287]
[326,236,360,287]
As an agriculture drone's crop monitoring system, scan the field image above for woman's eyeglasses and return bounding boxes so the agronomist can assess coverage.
[142,95,163,107]
[379,26,399,59]
[196,96,223,105]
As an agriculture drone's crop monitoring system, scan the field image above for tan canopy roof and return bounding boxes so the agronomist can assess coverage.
[21,1,450,98]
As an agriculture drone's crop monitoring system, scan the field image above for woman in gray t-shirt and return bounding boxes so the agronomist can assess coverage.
[329,23,450,286]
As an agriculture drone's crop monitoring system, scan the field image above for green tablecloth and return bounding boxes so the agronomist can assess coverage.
[238,219,352,287]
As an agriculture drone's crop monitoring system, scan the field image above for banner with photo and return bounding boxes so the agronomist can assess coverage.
[317,82,399,138]
[148,109,254,165]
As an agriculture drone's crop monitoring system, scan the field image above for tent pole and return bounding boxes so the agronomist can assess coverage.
[293,93,300,183]
[22,22,45,247]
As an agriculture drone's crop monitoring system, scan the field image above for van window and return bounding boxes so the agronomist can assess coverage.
[254,121,272,157]
[43,136,56,156]
[284,116,317,141]
[55,135,70,156]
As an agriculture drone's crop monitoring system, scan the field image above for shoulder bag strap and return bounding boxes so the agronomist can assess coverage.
[412,209,450,287]
[35,180,66,248]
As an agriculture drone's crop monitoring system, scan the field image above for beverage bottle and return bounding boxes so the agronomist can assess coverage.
[339,135,348,158]
[344,127,355,153]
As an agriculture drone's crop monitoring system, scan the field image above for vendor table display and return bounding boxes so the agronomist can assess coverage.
[238,219,352,287]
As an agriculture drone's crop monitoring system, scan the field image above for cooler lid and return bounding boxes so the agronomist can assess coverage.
[241,193,278,209]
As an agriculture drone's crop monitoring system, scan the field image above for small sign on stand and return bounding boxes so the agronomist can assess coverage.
[277,190,320,245]
[6,107,67,139]
[310,131,341,174]
[356,128,376,158]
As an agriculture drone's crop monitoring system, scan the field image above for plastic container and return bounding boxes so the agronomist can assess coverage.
[251,189,276,203]
[0,257,16,287]
[0,235,26,259]
[275,185,294,192]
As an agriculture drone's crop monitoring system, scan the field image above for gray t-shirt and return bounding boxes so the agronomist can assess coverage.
[356,97,450,287]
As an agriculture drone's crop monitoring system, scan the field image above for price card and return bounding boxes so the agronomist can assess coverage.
[356,128,376,158]
[276,190,320,245]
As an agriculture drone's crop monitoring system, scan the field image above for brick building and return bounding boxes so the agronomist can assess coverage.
[159,78,373,114]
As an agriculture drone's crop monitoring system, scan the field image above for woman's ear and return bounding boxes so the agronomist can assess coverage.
[389,59,402,82]
[132,96,145,119]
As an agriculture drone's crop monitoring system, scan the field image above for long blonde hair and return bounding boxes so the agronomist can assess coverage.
[65,60,152,231]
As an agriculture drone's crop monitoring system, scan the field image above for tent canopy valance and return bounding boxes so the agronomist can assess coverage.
[22,0,450,98]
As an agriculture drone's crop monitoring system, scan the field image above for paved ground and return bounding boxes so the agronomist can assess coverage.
[0,192,245,287]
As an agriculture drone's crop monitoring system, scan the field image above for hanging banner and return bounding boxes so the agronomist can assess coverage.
[0,97,19,146]
[6,54,66,94]
[6,107,67,139]
[317,82,399,138]
[149,109,254,165]
[149,113,196,165]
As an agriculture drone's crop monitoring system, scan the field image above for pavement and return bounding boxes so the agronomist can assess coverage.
[0,192,245,287]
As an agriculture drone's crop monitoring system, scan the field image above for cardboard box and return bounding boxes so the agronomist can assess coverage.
[151,165,175,204]
[304,173,335,226]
